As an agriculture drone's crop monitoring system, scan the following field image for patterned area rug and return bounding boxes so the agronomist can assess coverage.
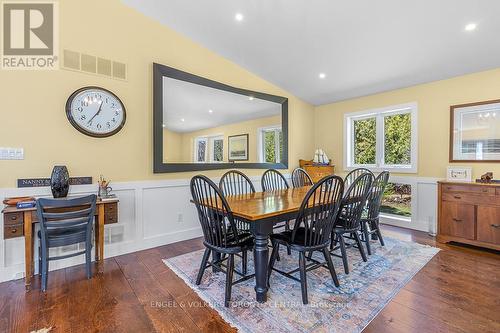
[164,237,439,333]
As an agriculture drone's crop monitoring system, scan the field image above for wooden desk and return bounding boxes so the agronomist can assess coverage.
[2,199,119,289]
[224,187,311,302]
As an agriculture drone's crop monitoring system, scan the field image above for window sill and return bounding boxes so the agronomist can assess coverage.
[344,165,417,174]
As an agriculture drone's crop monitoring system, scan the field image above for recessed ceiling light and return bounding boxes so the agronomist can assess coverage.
[319,73,326,79]
[162,124,166,128]
[235,13,244,22]
[180,118,185,122]
[208,109,213,113]
[248,96,254,100]
[465,23,477,31]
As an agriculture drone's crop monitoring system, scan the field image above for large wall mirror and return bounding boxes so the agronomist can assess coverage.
[153,63,288,172]
[450,99,500,162]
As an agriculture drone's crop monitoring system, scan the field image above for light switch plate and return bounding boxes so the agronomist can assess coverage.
[0,147,24,160]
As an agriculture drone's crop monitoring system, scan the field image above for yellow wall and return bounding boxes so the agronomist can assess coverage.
[172,115,281,163]
[0,0,315,188]
[315,68,500,179]
[162,129,182,162]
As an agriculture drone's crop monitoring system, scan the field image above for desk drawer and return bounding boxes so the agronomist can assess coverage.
[442,184,495,195]
[442,192,498,206]
[4,224,23,239]
[104,203,118,224]
[4,212,23,226]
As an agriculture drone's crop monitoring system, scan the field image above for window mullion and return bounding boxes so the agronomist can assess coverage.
[376,114,384,168]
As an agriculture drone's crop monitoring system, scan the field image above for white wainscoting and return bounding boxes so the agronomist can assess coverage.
[0,174,439,283]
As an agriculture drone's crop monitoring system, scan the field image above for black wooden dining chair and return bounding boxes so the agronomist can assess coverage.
[268,175,344,304]
[190,175,254,307]
[330,172,374,274]
[344,168,374,189]
[219,170,255,234]
[291,167,313,188]
[361,171,390,255]
[36,195,97,291]
[261,169,289,192]
[261,169,292,258]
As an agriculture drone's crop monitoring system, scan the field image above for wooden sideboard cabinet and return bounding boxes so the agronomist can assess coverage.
[437,181,500,251]
[299,159,335,183]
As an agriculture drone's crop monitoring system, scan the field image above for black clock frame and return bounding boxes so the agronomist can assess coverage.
[65,86,126,138]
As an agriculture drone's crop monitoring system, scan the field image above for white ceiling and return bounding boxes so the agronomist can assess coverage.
[163,77,281,133]
[124,0,500,105]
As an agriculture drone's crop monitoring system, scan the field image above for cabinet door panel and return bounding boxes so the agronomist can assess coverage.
[477,206,500,245]
[440,201,475,240]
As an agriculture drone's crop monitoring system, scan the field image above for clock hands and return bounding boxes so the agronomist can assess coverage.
[87,100,103,124]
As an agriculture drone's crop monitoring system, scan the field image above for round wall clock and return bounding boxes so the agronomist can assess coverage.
[65,86,126,138]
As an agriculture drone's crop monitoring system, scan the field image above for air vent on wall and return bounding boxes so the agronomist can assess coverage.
[62,49,127,81]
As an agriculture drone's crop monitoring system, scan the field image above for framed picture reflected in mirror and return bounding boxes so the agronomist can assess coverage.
[450,99,500,162]
[228,134,249,161]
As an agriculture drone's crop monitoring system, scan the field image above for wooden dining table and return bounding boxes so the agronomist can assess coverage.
[223,186,312,303]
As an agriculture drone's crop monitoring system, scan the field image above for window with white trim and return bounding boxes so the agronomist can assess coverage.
[194,135,223,163]
[258,126,282,163]
[344,103,418,172]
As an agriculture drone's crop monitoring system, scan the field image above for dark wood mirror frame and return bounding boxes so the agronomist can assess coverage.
[153,63,289,173]
[449,99,500,163]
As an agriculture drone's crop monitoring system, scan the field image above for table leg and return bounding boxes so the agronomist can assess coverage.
[253,233,270,303]
[96,204,105,263]
[23,212,33,290]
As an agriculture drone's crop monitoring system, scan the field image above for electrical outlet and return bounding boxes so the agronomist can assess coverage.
[177,213,183,223]
[0,147,24,160]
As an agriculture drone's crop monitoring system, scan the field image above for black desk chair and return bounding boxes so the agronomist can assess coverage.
[268,175,344,304]
[36,195,97,291]
[291,167,313,188]
[191,175,254,307]
[361,171,390,255]
[331,173,374,274]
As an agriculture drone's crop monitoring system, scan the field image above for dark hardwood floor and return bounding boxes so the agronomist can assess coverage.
[0,225,499,333]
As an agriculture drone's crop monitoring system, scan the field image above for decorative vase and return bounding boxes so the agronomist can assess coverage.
[50,166,70,198]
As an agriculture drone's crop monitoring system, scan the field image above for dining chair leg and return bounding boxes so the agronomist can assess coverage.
[322,248,340,287]
[224,254,235,307]
[287,245,291,256]
[212,251,221,273]
[354,232,368,262]
[338,234,349,274]
[41,247,48,292]
[85,247,92,279]
[267,242,280,287]
[196,248,211,285]
[242,250,247,275]
[298,252,308,304]
[363,222,372,256]
[376,227,385,246]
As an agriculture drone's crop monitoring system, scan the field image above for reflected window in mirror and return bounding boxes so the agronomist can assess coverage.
[258,126,283,163]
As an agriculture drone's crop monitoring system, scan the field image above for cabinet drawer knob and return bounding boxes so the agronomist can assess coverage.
[10,215,17,220]
[11,228,17,233]
[453,195,462,199]
[491,224,500,229]
[452,218,462,222]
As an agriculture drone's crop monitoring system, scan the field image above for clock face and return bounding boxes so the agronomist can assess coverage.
[66,87,126,137]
